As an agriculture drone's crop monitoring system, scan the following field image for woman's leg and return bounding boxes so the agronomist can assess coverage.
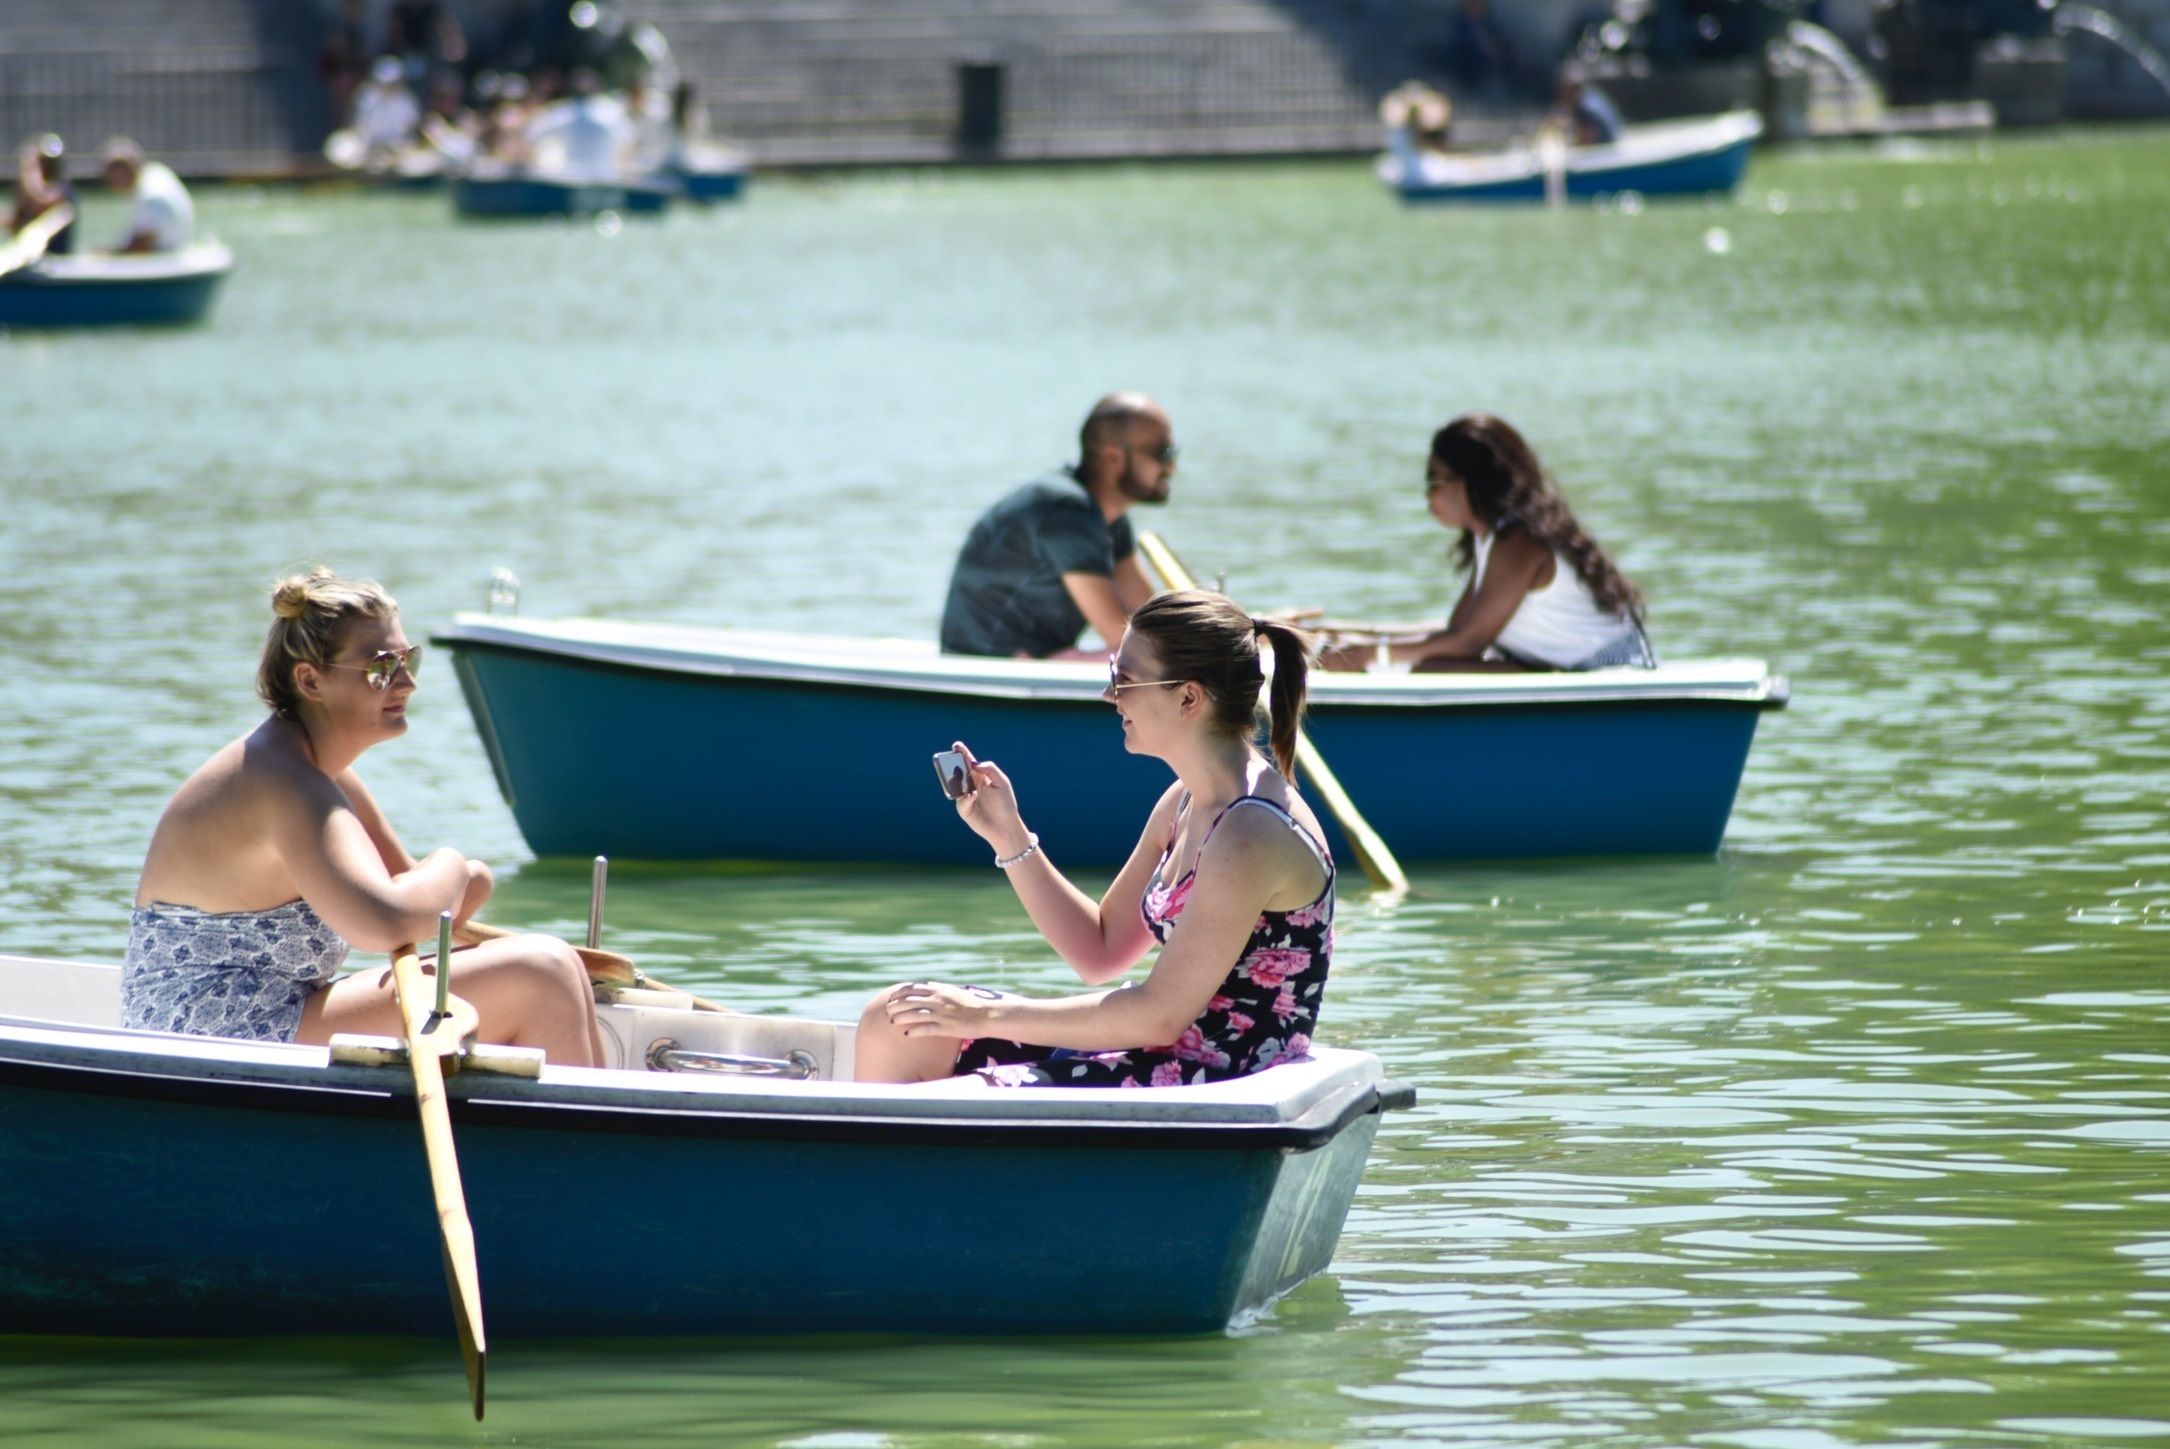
[298,933,603,1068]
[853,986,966,1083]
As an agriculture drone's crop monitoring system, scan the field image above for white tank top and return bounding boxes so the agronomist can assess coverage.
[1472,532,1638,668]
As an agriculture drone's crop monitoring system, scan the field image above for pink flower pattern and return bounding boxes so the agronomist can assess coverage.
[957,793,1333,1090]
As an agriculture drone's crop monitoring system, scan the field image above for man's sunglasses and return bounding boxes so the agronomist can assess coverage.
[1133,440,1179,466]
[324,644,422,690]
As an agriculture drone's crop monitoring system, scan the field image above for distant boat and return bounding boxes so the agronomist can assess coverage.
[453,166,675,219]
[668,140,750,204]
[0,949,1410,1337]
[434,613,1789,866]
[0,242,234,327]
[1383,110,1764,202]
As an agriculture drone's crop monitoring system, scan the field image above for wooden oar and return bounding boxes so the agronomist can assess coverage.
[452,919,733,1014]
[1135,531,1410,895]
[391,913,487,1420]
[0,202,75,279]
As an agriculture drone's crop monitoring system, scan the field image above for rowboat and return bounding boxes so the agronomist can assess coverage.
[1382,110,1763,202]
[0,949,1408,1337]
[0,243,234,327]
[453,168,675,219]
[669,142,750,204]
[434,613,1789,866]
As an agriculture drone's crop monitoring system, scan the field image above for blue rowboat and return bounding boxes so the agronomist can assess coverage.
[434,614,1788,867]
[668,142,750,204]
[1383,110,1763,202]
[0,243,233,327]
[0,950,1408,1337]
[453,170,675,219]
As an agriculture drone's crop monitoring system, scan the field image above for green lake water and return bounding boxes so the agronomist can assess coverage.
[1,128,2167,1446]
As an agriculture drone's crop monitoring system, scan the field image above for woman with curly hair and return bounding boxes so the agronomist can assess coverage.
[1324,413,1653,672]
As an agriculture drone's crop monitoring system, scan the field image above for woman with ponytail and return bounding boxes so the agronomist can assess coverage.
[121,567,603,1065]
[856,590,1336,1087]
[1323,412,1653,672]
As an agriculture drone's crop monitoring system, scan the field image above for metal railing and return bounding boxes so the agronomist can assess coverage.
[0,48,323,177]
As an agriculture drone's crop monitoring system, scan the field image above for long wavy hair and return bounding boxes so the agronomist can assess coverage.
[1432,413,1643,619]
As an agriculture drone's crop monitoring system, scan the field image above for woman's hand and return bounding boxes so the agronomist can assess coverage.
[947,741,1031,858]
[454,857,494,928]
[884,980,1003,1039]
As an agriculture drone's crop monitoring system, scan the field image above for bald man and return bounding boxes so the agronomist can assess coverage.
[939,393,1177,660]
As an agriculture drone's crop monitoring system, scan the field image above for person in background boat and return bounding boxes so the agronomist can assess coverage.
[939,392,1175,661]
[349,57,424,159]
[858,590,1333,1088]
[1550,69,1624,146]
[10,134,77,256]
[481,72,537,164]
[121,568,603,1066]
[524,68,634,180]
[1380,81,1453,176]
[1319,413,1653,673]
[419,71,483,168]
[98,138,193,255]
[624,77,673,176]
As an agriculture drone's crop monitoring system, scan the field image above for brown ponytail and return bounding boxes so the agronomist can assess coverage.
[1128,590,1312,780]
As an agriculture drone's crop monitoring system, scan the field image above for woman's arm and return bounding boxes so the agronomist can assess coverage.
[1394,533,1552,666]
[338,769,493,925]
[948,742,1168,983]
[892,807,1309,1050]
[267,767,471,951]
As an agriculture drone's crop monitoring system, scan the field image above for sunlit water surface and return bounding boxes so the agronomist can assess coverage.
[1,128,2166,1447]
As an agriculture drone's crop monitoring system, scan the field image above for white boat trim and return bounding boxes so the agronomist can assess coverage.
[18,241,236,285]
[439,612,1787,708]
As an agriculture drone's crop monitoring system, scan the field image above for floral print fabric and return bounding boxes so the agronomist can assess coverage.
[955,796,1334,1088]
[121,899,350,1043]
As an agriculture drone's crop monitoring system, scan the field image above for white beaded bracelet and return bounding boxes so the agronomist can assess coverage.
[994,832,1041,870]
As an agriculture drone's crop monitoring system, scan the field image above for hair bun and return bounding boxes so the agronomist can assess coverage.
[270,565,333,620]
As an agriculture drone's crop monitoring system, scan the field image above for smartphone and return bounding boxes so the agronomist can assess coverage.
[932,749,973,800]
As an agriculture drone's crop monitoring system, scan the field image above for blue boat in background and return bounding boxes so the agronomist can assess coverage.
[453,168,676,219]
[0,243,234,327]
[1383,110,1763,203]
[434,614,1788,867]
[670,141,750,203]
[0,951,1408,1338]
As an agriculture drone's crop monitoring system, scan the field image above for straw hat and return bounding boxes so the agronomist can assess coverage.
[1379,81,1451,133]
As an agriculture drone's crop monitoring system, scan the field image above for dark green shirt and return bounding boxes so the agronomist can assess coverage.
[939,468,1136,657]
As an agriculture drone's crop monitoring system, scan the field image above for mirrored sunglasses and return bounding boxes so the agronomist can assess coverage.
[325,644,422,690]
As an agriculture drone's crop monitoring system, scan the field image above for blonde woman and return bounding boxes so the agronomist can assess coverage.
[122,567,602,1065]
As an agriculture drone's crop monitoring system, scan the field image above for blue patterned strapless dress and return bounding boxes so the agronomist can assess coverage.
[121,899,350,1043]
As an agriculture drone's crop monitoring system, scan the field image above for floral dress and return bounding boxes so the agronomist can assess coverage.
[954,795,1334,1088]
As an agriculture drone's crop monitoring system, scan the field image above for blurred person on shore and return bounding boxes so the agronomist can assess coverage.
[350,56,423,157]
[419,71,483,166]
[11,134,77,255]
[1446,0,1519,94]
[317,0,374,130]
[481,72,536,163]
[387,0,466,89]
[524,68,634,180]
[1318,413,1653,673]
[940,393,1176,662]
[100,139,193,255]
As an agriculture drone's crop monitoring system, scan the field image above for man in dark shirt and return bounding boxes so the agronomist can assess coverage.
[10,135,77,256]
[940,393,1177,659]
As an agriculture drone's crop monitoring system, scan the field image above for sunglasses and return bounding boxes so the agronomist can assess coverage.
[324,644,423,690]
[1133,440,1179,466]
[1106,660,1180,695]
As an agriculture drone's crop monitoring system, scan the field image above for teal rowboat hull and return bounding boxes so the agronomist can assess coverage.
[0,953,1409,1338]
[434,615,1788,867]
